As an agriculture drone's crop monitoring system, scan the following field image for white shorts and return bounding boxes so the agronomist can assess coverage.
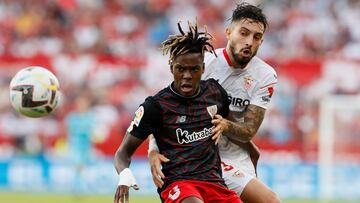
[221,156,256,196]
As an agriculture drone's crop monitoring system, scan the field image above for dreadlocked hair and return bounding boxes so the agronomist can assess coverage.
[161,19,217,64]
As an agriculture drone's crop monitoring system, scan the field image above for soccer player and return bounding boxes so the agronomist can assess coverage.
[113,21,242,203]
[148,3,281,203]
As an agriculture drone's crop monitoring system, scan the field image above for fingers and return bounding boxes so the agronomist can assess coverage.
[211,115,223,126]
[114,186,120,203]
[212,131,222,145]
[212,114,229,134]
[212,124,223,139]
[158,154,170,178]
[114,183,139,203]
[214,114,222,119]
[159,154,170,163]
[125,187,129,203]
[120,186,128,203]
[212,114,226,145]
[153,163,165,188]
[215,134,221,145]
[150,161,164,188]
[154,175,164,188]
[149,153,169,188]
[114,185,129,203]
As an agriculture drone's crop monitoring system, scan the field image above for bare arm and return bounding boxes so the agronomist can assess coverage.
[114,132,143,203]
[224,104,265,143]
[114,131,144,173]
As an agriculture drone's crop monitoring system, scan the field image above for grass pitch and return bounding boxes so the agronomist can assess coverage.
[0,192,359,203]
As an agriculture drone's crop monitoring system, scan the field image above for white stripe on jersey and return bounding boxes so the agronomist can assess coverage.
[203,48,277,161]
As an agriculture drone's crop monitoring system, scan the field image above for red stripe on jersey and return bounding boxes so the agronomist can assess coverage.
[260,82,277,89]
[223,48,232,66]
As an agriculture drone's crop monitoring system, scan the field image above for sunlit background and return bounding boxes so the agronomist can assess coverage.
[0,0,360,202]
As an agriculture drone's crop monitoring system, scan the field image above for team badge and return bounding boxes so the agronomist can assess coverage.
[243,76,254,90]
[133,106,144,127]
[168,185,180,200]
[207,105,218,118]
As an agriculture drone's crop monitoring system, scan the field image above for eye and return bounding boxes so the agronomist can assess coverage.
[254,34,262,41]
[240,31,247,36]
[191,67,200,73]
[176,66,185,72]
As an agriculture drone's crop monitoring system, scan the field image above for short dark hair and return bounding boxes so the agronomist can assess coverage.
[161,19,216,64]
[230,3,268,30]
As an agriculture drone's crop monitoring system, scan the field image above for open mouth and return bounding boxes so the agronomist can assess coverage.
[241,49,252,57]
[181,84,193,92]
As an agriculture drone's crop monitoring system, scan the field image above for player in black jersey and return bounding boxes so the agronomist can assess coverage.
[113,21,242,203]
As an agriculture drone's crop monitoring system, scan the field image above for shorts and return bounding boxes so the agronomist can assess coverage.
[160,179,242,203]
[221,156,257,196]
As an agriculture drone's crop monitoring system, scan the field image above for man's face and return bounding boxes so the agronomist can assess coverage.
[171,52,204,97]
[226,18,265,67]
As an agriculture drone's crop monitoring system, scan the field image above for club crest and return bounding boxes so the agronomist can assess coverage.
[207,105,218,118]
[244,76,254,90]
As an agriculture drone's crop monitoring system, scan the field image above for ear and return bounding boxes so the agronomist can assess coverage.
[226,27,231,40]
[170,65,174,73]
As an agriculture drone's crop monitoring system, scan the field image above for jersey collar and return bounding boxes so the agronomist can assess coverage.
[222,48,232,66]
[169,82,201,99]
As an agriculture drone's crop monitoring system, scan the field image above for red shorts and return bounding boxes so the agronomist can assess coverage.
[160,179,242,203]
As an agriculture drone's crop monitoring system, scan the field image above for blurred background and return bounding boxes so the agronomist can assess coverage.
[0,0,360,202]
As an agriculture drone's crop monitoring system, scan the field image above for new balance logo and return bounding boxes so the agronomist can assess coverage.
[176,115,186,123]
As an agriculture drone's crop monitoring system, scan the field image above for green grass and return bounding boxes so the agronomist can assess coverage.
[0,192,358,203]
[0,192,159,203]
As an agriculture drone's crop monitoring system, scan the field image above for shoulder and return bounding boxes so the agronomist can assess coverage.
[248,57,278,87]
[204,49,221,61]
[203,78,220,88]
[202,79,228,96]
[204,48,225,66]
[142,93,163,113]
[250,56,277,77]
[152,86,171,101]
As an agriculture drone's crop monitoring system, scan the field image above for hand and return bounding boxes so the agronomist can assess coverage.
[149,150,170,188]
[211,114,229,144]
[114,168,139,203]
[114,184,139,203]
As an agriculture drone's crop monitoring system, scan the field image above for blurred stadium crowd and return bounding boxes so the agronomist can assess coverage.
[0,0,360,162]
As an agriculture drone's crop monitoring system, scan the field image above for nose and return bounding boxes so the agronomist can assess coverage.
[245,35,254,47]
[183,70,192,79]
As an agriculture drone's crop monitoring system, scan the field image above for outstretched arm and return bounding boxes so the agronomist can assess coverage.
[114,131,143,203]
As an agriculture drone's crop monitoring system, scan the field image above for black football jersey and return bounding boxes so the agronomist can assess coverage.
[128,78,230,191]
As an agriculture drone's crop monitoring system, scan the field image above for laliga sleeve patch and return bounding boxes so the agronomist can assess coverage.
[134,106,144,127]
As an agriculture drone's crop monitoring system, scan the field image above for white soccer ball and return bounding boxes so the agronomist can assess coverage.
[9,66,61,118]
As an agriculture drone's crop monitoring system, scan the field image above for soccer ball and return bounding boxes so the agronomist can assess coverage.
[9,66,61,118]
